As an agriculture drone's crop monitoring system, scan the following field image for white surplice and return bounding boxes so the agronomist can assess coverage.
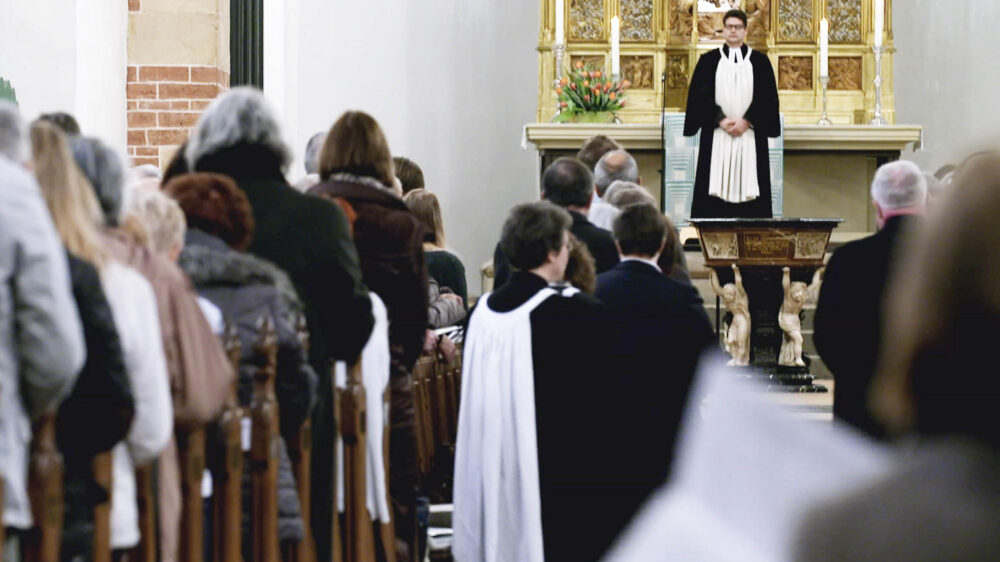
[708,45,760,204]
[453,286,578,562]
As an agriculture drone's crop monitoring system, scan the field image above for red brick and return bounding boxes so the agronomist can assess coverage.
[139,66,189,82]
[158,112,200,127]
[127,66,137,83]
[128,130,147,145]
[128,0,140,12]
[135,147,158,156]
[138,101,189,110]
[127,111,156,128]
[190,67,219,84]
[126,101,137,110]
[159,83,218,100]
[147,129,189,146]
[127,83,157,99]
[190,101,211,110]
[132,157,159,167]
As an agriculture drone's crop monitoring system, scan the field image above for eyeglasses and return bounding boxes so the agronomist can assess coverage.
[724,24,746,31]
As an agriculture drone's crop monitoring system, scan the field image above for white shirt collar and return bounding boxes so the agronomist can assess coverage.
[621,256,662,272]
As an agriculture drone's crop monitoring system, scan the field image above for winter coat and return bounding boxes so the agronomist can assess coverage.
[178,228,318,545]
[428,277,465,328]
[0,156,85,529]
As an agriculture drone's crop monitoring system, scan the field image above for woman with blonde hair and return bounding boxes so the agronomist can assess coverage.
[403,188,467,307]
[30,121,173,556]
[794,152,1000,560]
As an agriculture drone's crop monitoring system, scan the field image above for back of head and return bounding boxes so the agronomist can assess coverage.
[30,120,106,267]
[594,149,639,197]
[541,157,593,208]
[607,183,656,209]
[71,136,126,227]
[163,172,255,251]
[576,134,621,170]
[37,112,81,137]
[394,156,425,194]
[403,188,444,246]
[0,100,26,163]
[870,160,927,211]
[612,203,670,258]
[304,131,326,175]
[500,201,572,272]
[125,189,187,255]
[128,163,162,186]
[319,110,394,187]
[186,87,291,171]
[874,153,1000,446]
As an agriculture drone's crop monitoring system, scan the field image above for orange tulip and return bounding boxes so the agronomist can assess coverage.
[583,80,590,87]
[584,94,590,102]
[620,100,627,107]
[609,91,617,100]
[570,82,577,90]
[592,87,600,95]
[622,80,631,88]
[560,101,568,108]
[559,77,568,86]
[575,60,584,69]
[556,87,563,95]
[594,70,602,78]
[603,82,611,92]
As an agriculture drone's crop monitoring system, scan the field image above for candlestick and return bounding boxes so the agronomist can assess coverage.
[870,45,887,126]
[817,76,831,126]
[819,18,829,78]
[610,15,620,80]
[555,0,564,45]
[873,0,884,48]
[552,43,566,120]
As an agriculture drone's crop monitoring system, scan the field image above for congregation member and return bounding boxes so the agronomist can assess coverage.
[795,153,1000,561]
[293,131,326,192]
[455,201,631,561]
[595,203,713,496]
[72,134,234,561]
[561,232,597,294]
[590,149,641,230]
[309,110,427,560]
[685,8,780,219]
[403,188,468,306]
[493,157,619,287]
[814,160,927,439]
[162,173,317,554]
[394,156,425,195]
[575,133,621,170]
[0,102,86,558]
[187,88,374,561]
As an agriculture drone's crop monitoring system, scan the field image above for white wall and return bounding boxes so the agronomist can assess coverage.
[271,0,540,295]
[0,0,127,151]
[894,1,1000,171]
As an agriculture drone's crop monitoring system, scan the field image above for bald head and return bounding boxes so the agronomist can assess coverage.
[594,149,639,197]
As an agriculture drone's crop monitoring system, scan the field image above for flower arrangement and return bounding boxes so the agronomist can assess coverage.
[554,60,629,123]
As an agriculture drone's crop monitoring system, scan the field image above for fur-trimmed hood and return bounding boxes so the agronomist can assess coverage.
[178,231,303,316]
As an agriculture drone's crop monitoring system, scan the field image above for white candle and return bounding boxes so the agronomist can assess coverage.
[611,15,620,76]
[819,18,829,78]
[873,0,884,48]
[555,0,564,45]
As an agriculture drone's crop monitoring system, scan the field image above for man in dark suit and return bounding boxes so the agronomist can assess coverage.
[493,157,619,287]
[814,160,927,439]
[595,203,714,513]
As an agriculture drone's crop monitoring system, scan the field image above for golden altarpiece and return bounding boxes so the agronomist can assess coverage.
[526,0,923,235]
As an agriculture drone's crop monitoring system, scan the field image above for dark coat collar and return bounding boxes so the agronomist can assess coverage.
[309,175,407,211]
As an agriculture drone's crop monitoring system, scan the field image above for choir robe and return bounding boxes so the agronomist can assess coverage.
[684,44,780,219]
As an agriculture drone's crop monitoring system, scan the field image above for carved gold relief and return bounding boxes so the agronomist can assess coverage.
[827,0,862,43]
[697,0,742,42]
[777,0,813,42]
[622,56,655,89]
[778,56,812,90]
[621,0,655,41]
[570,54,606,72]
[667,55,690,90]
[746,0,771,43]
[795,232,829,259]
[829,56,862,90]
[704,232,739,259]
[668,0,693,39]
[569,0,604,41]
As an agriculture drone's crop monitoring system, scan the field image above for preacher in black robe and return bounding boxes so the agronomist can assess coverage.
[684,44,780,218]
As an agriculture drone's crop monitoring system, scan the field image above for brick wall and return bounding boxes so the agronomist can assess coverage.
[126,65,229,169]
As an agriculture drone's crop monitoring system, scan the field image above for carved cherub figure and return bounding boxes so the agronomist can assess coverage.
[778,267,824,367]
[710,263,751,366]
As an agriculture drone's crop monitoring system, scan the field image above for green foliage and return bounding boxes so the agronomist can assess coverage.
[0,77,17,105]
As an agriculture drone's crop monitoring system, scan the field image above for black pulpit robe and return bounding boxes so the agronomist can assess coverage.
[684,45,780,219]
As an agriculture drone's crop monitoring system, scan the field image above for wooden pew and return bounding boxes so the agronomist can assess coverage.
[284,315,316,562]
[177,426,206,562]
[378,386,397,562]
[24,412,63,562]
[91,452,113,562]
[411,356,435,478]
[250,315,280,562]
[340,361,375,562]
[213,323,244,562]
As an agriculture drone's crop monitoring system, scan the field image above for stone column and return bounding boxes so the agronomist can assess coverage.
[127,0,230,169]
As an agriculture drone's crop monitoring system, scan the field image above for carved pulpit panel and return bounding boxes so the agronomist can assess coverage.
[778,56,813,90]
[569,0,605,41]
[827,0,862,43]
[622,0,655,41]
[777,0,813,42]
